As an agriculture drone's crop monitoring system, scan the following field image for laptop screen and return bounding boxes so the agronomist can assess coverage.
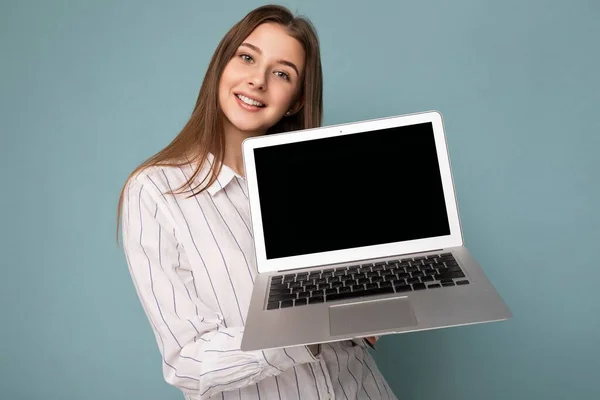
[253,121,451,260]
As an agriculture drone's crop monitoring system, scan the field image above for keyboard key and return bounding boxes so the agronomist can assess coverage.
[367,271,380,278]
[269,288,290,295]
[456,280,470,285]
[379,281,392,288]
[267,301,280,310]
[352,284,365,291]
[413,283,426,290]
[331,281,344,288]
[438,271,465,280]
[281,300,294,308]
[326,286,394,302]
[289,281,302,288]
[358,278,370,285]
[270,293,296,302]
[442,282,455,287]
[296,272,309,277]
[407,277,420,284]
[309,297,324,304]
[393,278,406,286]
[270,283,288,290]
[395,284,412,293]
[326,288,338,295]
[338,286,351,293]
[371,276,384,283]
[334,270,346,276]
[427,283,441,289]
[295,298,308,306]
[304,284,317,291]
[297,291,310,298]
[421,276,434,282]
[373,265,385,272]
[366,283,379,290]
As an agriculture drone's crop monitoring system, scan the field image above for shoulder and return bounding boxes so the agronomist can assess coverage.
[124,161,211,202]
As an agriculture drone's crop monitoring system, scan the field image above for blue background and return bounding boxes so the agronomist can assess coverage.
[1,0,599,399]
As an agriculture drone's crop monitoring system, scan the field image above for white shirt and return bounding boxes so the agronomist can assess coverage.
[121,155,398,400]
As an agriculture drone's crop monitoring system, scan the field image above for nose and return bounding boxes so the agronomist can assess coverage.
[247,70,267,90]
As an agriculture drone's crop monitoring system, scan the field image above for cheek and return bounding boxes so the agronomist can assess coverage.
[219,63,237,90]
[270,85,297,110]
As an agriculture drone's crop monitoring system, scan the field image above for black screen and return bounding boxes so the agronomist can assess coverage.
[254,122,451,259]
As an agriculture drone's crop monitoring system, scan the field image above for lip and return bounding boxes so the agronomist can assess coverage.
[235,92,266,107]
[234,95,264,113]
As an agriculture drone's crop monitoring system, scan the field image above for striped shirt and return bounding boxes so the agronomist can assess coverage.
[120,154,398,400]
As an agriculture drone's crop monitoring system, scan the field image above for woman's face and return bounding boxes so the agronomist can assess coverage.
[218,22,305,137]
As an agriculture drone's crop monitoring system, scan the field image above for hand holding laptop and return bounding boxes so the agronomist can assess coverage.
[363,336,378,349]
[365,336,378,346]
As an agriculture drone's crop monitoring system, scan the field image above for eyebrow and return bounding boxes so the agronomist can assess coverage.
[240,42,300,77]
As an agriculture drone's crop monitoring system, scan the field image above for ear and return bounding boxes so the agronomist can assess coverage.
[286,95,304,117]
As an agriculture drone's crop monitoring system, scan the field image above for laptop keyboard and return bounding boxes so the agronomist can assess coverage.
[266,253,469,310]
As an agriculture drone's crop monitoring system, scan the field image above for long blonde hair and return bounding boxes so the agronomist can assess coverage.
[116,4,323,243]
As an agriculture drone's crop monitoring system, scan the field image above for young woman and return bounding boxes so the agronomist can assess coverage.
[118,5,397,400]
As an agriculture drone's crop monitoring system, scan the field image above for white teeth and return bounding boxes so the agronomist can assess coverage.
[237,94,264,107]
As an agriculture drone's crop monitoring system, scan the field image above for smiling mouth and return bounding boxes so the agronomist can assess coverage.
[235,94,266,108]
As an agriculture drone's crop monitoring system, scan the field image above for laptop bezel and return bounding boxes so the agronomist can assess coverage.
[242,110,464,273]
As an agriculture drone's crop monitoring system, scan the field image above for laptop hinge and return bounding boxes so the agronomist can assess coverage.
[276,249,447,273]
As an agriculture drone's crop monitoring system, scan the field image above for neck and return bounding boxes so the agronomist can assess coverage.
[222,121,264,177]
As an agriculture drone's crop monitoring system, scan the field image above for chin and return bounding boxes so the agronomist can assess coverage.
[226,117,265,134]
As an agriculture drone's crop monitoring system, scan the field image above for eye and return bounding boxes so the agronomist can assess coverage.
[240,53,254,63]
[274,70,291,81]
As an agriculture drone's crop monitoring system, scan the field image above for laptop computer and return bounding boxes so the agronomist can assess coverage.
[240,110,511,351]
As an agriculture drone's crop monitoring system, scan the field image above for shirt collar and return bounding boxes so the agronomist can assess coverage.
[205,152,244,196]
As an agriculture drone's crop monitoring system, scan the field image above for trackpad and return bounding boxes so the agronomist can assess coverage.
[329,297,418,336]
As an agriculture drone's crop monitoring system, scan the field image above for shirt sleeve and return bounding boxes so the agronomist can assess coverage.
[121,175,319,399]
